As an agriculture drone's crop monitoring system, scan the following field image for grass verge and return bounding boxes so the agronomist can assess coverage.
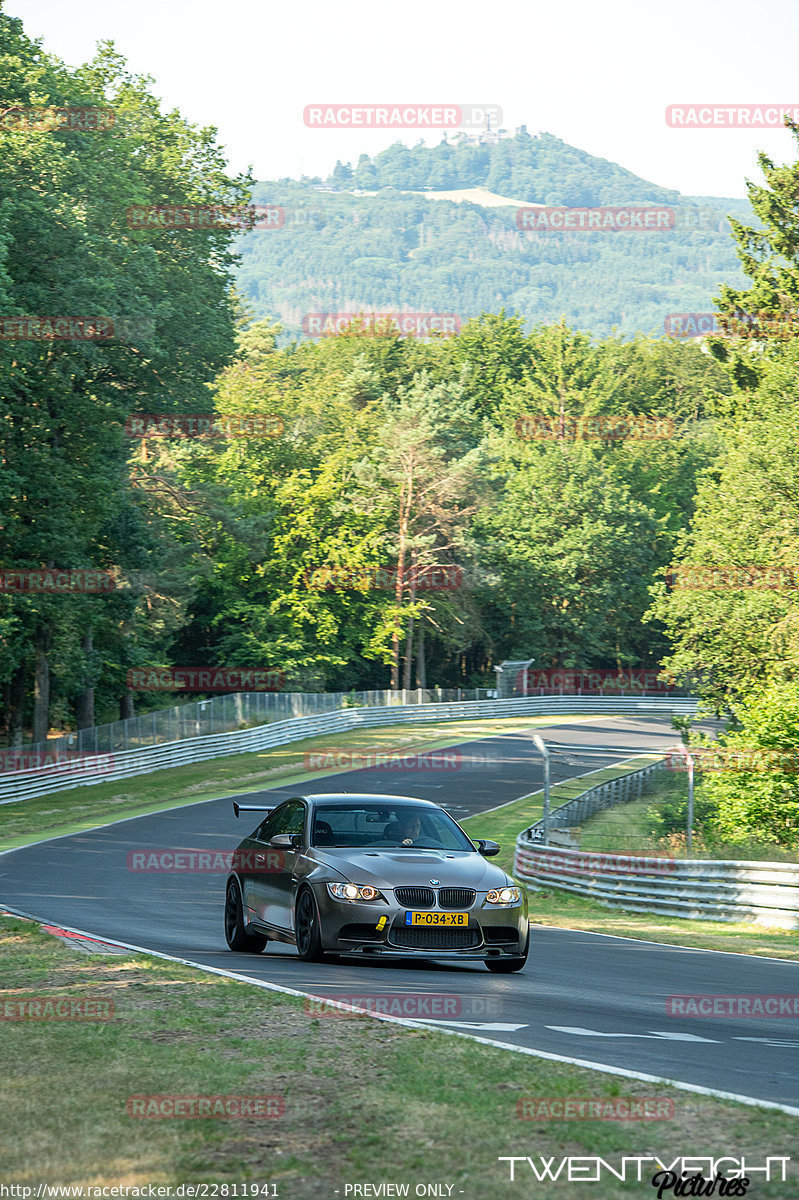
[2,914,797,1198]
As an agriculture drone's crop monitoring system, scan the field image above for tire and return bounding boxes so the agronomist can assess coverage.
[485,931,529,974]
[295,886,325,962]
[225,879,267,953]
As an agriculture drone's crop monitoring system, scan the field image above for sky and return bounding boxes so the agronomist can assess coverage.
[6,0,799,199]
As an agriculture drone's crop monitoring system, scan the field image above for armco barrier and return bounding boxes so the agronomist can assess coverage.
[514,761,799,928]
[523,758,666,836]
[0,695,696,805]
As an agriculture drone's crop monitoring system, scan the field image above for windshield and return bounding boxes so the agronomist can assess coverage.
[311,803,475,851]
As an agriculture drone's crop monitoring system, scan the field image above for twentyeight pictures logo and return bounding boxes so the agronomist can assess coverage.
[303,104,501,129]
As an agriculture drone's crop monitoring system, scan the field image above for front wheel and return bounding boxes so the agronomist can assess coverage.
[225,880,267,952]
[295,887,325,962]
[485,931,529,973]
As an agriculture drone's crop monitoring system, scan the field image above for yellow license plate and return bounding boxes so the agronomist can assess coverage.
[405,912,468,926]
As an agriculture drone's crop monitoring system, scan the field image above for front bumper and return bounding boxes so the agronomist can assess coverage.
[315,886,529,958]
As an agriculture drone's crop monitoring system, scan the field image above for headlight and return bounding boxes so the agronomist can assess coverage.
[486,886,521,904]
[326,883,380,902]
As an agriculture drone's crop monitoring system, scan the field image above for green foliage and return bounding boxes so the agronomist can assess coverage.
[0,11,249,734]
[353,131,681,204]
[650,345,799,709]
[696,684,799,848]
[234,144,753,341]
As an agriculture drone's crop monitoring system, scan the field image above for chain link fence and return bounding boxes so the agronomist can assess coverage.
[1,687,498,766]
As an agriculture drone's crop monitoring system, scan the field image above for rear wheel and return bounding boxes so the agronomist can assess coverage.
[295,887,325,962]
[485,931,528,973]
[225,880,267,952]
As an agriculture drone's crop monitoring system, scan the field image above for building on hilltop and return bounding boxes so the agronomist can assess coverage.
[442,123,538,148]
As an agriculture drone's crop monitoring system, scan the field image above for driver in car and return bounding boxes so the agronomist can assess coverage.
[396,813,422,846]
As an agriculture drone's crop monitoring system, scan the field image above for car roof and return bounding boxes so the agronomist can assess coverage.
[301,793,443,809]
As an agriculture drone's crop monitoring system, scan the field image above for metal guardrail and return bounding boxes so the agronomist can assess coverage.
[0,695,697,805]
[519,757,666,838]
[0,686,498,761]
[513,759,799,929]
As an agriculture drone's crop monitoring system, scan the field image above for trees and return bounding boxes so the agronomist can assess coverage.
[0,15,247,738]
[697,684,799,849]
[357,373,486,687]
[476,446,661,668]
[707,117,799,388]
[648,346,799,709]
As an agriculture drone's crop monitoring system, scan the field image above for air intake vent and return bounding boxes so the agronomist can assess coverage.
[395,886,435,908]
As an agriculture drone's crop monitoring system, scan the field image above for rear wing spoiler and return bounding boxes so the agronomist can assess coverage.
[233,802,274,819]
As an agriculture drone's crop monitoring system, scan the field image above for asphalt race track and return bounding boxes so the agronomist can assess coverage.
[3,715,798,1111]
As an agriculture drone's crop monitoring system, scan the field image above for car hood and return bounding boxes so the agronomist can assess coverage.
[311,848,509,890]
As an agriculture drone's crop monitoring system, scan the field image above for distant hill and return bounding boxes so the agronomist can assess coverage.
[235,130,753,340]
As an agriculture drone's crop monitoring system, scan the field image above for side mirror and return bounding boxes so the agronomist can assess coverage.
[476,839,500,857]
[270,833,301,849]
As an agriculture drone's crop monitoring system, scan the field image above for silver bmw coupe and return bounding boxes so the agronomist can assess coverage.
[224,793,529,972]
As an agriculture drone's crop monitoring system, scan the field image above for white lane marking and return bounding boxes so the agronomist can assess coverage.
[734,1037,799,1047]
[647,1030,722,1041]
[2,905,797,1116]
[419,1021,529,1031]
[532,925,799,967]
[548,1025,720,1043]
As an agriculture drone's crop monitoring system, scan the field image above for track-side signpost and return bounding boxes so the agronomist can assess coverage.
[531,733,550,845]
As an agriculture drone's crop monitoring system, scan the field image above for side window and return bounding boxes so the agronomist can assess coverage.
[255,808,283,843]
[277,801,306,839]
[258,801,306,842]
